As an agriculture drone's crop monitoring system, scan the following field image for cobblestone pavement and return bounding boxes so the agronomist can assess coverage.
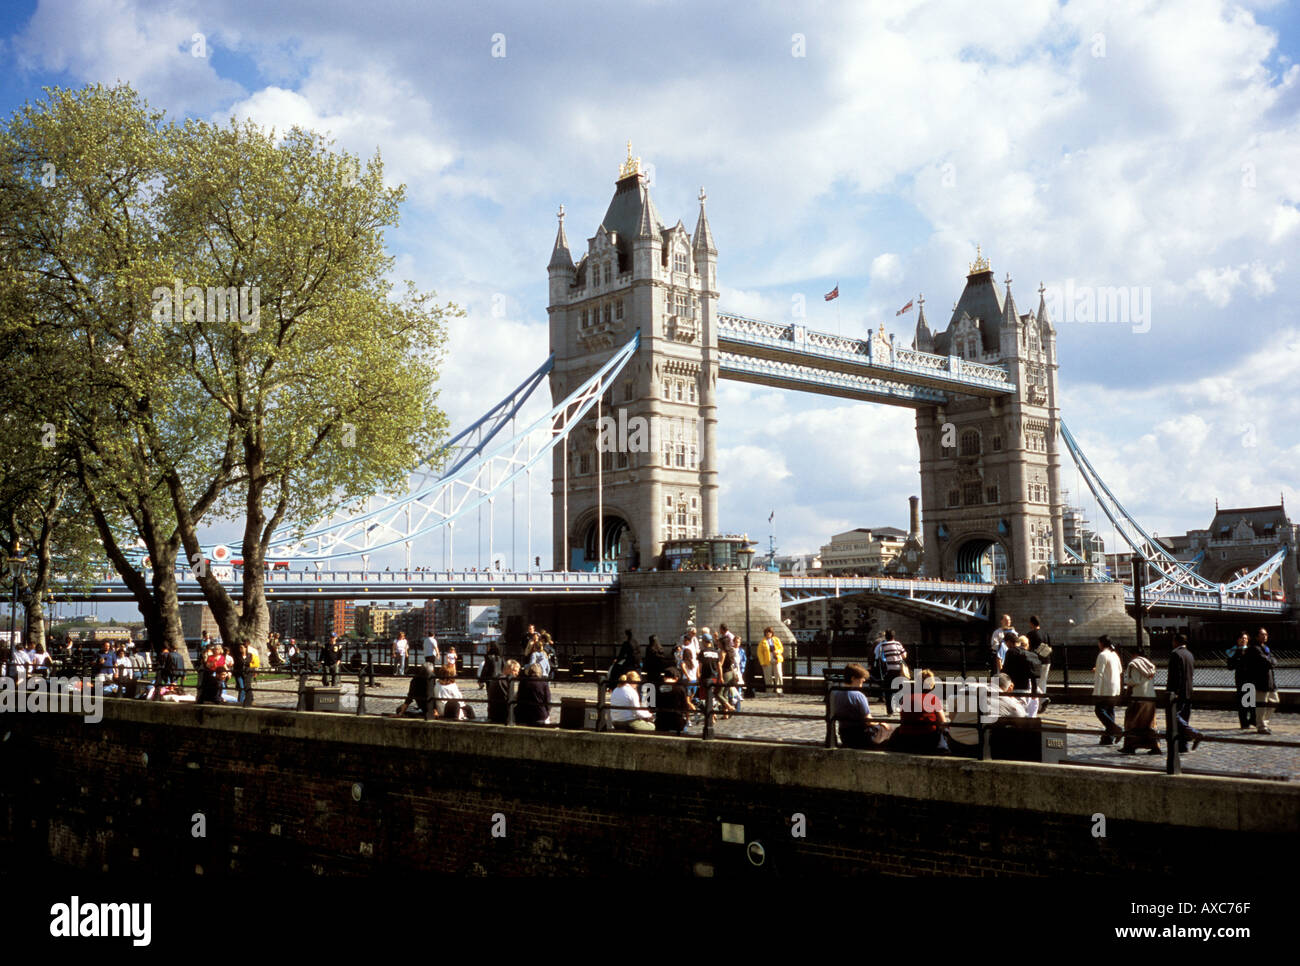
[240,673,1299,782]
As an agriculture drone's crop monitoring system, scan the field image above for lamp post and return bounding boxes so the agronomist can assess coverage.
[737,541,756,667]
[8,545,27,654]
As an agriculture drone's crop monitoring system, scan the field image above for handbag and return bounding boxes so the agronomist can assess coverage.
[1265,690,1280,705]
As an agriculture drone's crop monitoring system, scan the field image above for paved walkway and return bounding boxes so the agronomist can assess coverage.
[237,673,1299,782]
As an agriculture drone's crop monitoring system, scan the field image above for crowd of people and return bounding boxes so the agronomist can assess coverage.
[824,614,1284,757]
[1,612,1284,758]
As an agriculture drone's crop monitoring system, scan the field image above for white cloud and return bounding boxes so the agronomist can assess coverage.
[869,253,903,286]
[9,0,1300,561]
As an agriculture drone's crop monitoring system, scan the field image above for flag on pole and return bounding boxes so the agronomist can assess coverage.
[896,299,914,316]
[768,511,775,523]
[824,285,839,301]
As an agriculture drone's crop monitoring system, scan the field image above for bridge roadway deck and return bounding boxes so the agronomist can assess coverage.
[225,674,1298,782]
[59,568,1286,615]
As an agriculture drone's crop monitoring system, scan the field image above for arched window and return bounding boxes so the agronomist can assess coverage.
[959,430,981,457]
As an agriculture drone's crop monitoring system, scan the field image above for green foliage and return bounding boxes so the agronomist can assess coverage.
[0,83,456,642]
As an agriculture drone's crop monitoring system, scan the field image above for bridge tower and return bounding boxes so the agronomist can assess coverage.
[547,147,720,571]
[913,250,1066,581]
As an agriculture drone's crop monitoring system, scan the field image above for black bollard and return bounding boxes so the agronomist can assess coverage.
[295,671,308,711]
[595,680,609,732]
[703,684,714,740]
[356,669,366,716]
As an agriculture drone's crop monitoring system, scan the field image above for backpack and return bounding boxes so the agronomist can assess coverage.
[1035,630,1052,661]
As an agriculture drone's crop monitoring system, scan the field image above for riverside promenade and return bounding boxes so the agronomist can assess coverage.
[232,672,1300,782]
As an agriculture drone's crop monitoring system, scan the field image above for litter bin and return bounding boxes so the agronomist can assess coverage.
[568,658,586,682]
[304,686,342,712]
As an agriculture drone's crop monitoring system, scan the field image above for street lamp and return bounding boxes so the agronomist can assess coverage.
[8,545,27,654]
[737,541,756,666]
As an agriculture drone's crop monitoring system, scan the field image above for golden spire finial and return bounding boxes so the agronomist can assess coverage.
[619,140,641,178]
[968,244,991,275]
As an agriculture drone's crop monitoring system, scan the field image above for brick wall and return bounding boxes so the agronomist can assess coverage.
[1,700,1294,877]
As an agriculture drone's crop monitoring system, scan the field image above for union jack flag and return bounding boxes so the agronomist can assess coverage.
[824,285,839,301]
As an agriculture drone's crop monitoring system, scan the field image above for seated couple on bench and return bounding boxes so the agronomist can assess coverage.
[830,664,949,754]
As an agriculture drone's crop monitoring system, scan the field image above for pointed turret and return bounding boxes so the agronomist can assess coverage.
[1001,272,1019,327]
[693,187,716,255]
[548,204,573,271]
[913,294,933,352]
[1036,280,1054,333]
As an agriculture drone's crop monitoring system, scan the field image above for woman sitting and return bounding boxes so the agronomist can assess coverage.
[609,671,655,733]
[886,669,949,754]
[514,662,552,726]
[434,665,474,720]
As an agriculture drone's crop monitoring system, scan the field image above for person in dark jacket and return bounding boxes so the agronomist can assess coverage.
[606,630,641,688]
[642,635,670,686]
[1242,631,1278,735]
[1001,636,1034,694]
[320,634,343,686]
[654,667,694,734]
[393,662,436,716]
[514,662,552,726]
[478,642,504,689]
[1225,631,1254,729]
[485,659,519,724]
[1166,634,1202,753]
[232,641,255,707]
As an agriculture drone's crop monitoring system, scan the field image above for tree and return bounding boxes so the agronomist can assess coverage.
[155,116,453,650]
[0,84,454,652]
[0,235,110,652]
[0,84,216,655]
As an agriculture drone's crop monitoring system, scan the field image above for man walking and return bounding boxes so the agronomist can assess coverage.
[1166,633,1202,753]
[1092,635,1124,744]
[422,630,440,668]
[876,629,908,714]
[1025,615,1052,697]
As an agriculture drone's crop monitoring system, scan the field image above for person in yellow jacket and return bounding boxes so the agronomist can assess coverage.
[756,627,784,695]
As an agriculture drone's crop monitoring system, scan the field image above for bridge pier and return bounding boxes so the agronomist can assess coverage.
[992,582,1145,649]
[500,569,791,652]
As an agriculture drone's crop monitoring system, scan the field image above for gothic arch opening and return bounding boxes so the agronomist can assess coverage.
[955,537,1008,582]
[581,514,636,571]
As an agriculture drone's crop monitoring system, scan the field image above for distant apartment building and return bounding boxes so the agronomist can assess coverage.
[307,599,355,639]
[269,600,308,640]
[818,527,907,575]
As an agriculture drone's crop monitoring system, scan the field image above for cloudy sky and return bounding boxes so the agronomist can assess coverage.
[4,0,1299,574]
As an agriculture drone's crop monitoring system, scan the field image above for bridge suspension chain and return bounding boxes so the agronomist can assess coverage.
[1061,423,1285,599]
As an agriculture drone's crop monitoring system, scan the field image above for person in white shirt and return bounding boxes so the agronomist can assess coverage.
[392,632,409,676]
[679,627,698,666]
[610,670,654,732]
[433,665,472,719]
[989,613,1016,674]
[1092,635,1124,744]
[422,633,439,666]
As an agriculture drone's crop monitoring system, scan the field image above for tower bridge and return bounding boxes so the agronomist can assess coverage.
[55,148,1293,642]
